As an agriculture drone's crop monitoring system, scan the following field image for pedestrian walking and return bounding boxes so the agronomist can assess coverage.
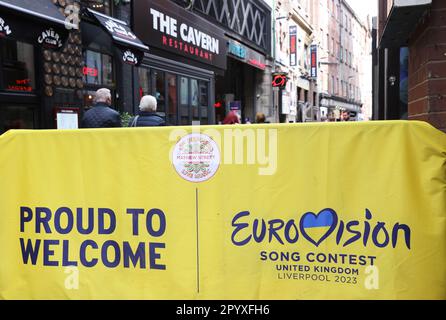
[255,112,266,124]
[129,95,166,127]
[223,111,240,125]
[82,88,122,128]
[341,110,351,122]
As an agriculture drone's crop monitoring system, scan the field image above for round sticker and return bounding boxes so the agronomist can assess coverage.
[172,133,220,183]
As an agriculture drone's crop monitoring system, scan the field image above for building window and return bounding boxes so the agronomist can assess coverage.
[82,0,112,15]
[326,34,330,52]
[138,67,210,126]
[83,50,114,87]
[154,69,166,114]
[1,39,35,92]
[137,68,151,98]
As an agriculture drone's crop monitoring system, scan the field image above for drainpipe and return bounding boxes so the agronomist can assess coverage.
[272,0,278,122]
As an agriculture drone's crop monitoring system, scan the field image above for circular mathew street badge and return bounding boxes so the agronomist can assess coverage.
[172,133,220,183]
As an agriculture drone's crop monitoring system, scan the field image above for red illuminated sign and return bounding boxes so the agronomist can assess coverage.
[272,74,287,88]
[248,59,266,70]
[83,66,98,77]
[7,79,32,92]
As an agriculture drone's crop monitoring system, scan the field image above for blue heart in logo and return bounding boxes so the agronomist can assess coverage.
[300,209,338,247]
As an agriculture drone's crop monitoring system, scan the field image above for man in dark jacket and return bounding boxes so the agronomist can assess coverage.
[129,95,166,127]
[82,88,122,128]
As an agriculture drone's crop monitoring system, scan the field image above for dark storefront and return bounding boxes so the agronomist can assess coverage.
[1,0,271,131]
[0,0,74,133]
[0,0,149,133]
[183,0,272,124]
[132,0,228,126]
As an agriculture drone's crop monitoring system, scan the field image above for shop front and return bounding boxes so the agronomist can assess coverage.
[215,39,267,124]
[0,0,75,133]
[132,0,227,126]
[80,8,148,114]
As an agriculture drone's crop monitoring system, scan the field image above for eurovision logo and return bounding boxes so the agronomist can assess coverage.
[232,208,412,249]
[172,133,220,183]
[38,28,63,49]
[0,16,12,38]
[105,19,137,40]
[122,50,138,65]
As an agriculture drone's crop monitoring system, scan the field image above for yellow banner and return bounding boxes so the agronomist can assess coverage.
[0,121,445,300]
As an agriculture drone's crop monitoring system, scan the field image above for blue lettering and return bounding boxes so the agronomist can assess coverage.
[268,219,285,244]
[231,211,252,246]
[253,219,266,243]
[146,209,166,237]
[127,209,145,236]
[43,240,59,266]
[80,240,98,267]
[101,240,121,268]
[343,221,361,247]
[77,208,94,234]
[62,240,77,266]
[284,220,299,243]
[149,242,166,270]
[36,207,52,233]
[20,238,41,265]
[392,223,411,249]
[363,209,372,246]
[54,207,74,234]
[98,208,116,235]
[20,207,33,232]
[123,241,146,268]
[372,222,390,248]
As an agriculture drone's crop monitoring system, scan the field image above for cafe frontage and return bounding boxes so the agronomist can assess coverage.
[0,0,272,131]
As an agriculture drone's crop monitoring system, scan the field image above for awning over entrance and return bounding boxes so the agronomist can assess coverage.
[380,0,432,48]
[0,0,75,28]
[0,0,75,49]
[83,8,149,66]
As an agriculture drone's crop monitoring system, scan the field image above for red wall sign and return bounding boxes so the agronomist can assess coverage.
[83,67,98,77]
[7,79,32,92]
[272,74,287,88]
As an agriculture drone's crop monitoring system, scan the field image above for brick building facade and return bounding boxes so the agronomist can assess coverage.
[377,0,446,132]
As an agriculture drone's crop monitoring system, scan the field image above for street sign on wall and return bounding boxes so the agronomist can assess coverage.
[310,44,318,78]
[290,25,297,67]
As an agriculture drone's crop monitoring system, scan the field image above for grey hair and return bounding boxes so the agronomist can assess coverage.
[139,95,157,112]
[94,88,112,104]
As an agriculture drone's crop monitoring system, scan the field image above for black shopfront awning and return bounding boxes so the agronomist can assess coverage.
[0,0,76,49]
[82,8,149,66]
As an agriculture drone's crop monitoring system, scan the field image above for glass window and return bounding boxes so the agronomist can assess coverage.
[154,70,165,113]
[82,0,112,15]
[138,68,151,99]
[167,73,177,125]
[180,77,190,125]
[1,40,35,92]
[191,79,199,122]
[83,50,114,86]
[0,105,35,134]
[199,81,209,125]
